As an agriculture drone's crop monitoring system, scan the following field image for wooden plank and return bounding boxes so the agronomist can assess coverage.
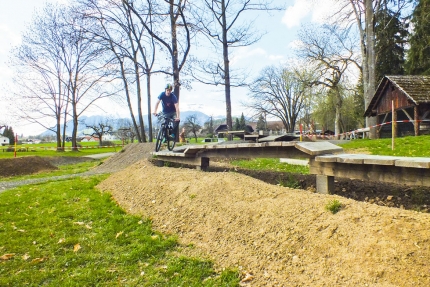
[267,141,296,147]
[309,160,430,187]
[295,141,344,156]
[314,155,338,163]
[395,157,430,168]
[258,134,299,142]
[153,155,205,166]
[335,154,366,164]
[363,155,402,166]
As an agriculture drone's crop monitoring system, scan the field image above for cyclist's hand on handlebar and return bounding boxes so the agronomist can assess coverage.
[174,117,180,121]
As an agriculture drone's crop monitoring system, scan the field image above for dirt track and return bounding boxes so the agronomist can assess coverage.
[96,143,430,287]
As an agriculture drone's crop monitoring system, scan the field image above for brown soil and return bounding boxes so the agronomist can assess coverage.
[0,156,59,177]
[2,144,430,286]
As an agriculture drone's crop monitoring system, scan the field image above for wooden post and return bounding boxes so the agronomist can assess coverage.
[392,100,396,150]
[414,106,419,136]
[197,157,210,171]
[316,175,334,194]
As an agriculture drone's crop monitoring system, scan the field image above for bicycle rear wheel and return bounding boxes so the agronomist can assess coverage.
[167,128,176,151]
[155,126,165,152]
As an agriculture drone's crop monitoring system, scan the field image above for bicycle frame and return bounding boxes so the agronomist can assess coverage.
[155,113,176,152]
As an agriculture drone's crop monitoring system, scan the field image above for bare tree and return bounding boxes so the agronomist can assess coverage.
[183,114,201,142]
[85,121,113,146]
[10,3,75,150]
[297,24,360,137]
[10,3,113,150]
[124,0,192,100]
[246,65,314,133]
[81,0,162,142]
[190,0,281,138]
[65,8,114,150]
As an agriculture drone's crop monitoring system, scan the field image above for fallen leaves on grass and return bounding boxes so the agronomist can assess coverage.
[0,253,15,260]
[73,243,81,252]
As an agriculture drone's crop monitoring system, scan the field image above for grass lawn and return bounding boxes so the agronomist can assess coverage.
[0,141,123,159]
[0,176,239,286]
[0,161,104,183]
[2,134,429,285]
[338,134,430,157]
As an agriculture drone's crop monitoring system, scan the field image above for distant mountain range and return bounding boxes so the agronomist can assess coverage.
[39,111,225,136]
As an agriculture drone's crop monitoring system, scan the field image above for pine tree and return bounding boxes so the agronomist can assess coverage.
[234,118,240,130]
[256,115,266,131]
[405,0,430,75]
[375,7,408,81]
[3,127,15,145]
[239,113,246,130]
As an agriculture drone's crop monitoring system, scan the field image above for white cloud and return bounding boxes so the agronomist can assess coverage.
[230,47,267,65]
[282,0,341,28]
[0,25,21,54]
[282,0,312,28]
[310,0,341,24]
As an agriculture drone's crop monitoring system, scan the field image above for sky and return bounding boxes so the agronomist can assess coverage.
[0,0,336,136]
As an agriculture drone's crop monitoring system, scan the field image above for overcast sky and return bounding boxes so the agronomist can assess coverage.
[0,0,335,136]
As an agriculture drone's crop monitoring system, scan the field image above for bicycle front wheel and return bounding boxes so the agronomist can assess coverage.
[155,126,165,152]
[167,129,176,151]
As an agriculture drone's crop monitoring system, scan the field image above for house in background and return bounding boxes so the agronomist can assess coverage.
[0,136,10,146]
[364,75,430,138]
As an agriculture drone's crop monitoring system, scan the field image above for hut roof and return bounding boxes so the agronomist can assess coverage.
[365,75,430,117]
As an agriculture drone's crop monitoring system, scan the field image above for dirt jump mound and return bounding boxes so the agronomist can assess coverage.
[97,145,430,287]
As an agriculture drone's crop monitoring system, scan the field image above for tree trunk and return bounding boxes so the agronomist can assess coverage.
[146,71,153,141]
[134,60,146,142]
[118,58,140,142]
[71,102,79,152]
[221,0,233,139]
[170,0,180,101]
[365,0,377,138]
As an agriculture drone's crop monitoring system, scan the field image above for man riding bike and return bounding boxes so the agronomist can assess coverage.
[152,83,180,139]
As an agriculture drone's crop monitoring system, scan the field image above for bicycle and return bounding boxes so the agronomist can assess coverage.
[154,113,177,152]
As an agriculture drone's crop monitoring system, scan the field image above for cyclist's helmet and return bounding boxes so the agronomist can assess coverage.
[165,83,173,90]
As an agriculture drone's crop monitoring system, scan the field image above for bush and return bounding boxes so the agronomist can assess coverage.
[101,141,114,147]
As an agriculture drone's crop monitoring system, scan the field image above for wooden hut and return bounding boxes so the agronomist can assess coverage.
[364,75,430,138]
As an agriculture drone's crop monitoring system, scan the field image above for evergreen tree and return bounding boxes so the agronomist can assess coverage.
[3,127,15,145]
[375,7,408,82]
[256,114,266,131]
[234,118,240,130]
[239,113,246,130]
[406,0,430,75]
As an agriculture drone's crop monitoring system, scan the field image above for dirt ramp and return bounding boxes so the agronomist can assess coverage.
[94,143,155,173]
[98,158,430,287]
[0,156,58,177]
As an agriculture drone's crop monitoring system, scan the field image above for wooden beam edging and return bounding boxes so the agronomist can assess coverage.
[152,141,344,172]
[310,154,430,194]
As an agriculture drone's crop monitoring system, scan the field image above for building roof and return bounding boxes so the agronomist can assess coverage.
[365,75,430,117]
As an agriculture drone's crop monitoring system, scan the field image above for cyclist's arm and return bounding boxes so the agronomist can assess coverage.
[153,99,161,115]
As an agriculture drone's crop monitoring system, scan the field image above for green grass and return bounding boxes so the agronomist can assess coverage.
[325,199,342,214]
[0,176,239,286]
[338,135,430,157]
[231,158,309,174]
[1,161,103,182]
[0,141,123,159]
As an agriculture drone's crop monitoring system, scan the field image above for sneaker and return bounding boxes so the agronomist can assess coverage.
[169,133,175,139]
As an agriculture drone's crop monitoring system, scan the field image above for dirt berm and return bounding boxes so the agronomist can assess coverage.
[96,143,430,287]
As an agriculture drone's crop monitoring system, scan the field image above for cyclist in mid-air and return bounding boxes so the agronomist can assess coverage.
[152,83,180,139]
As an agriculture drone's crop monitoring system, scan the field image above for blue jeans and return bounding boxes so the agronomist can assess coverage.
[164,112,180,135]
